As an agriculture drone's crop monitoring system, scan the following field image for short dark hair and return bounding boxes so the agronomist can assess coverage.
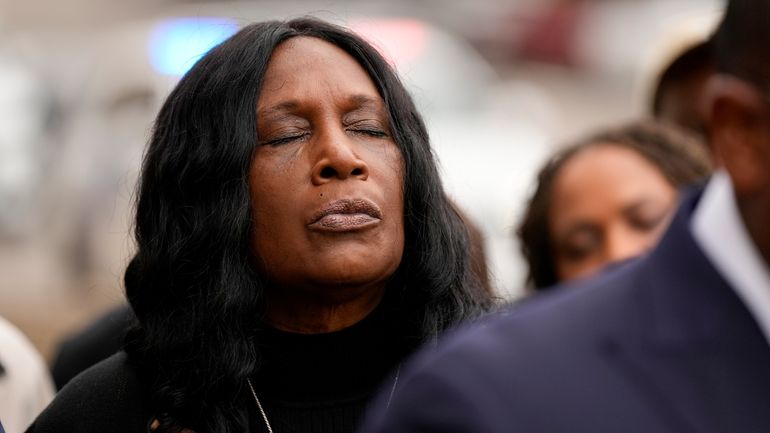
[125,17,490,433]
[712,0,770,93]
[651,40,714,116]
[517,120,712,290]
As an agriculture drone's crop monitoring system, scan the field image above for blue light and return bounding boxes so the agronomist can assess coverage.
[149,17,239,76]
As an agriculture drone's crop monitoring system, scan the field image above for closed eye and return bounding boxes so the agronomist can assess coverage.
[262,133,308,146]
[349,128,388,138]
[556,225,601,262]
[344,116,390,139]
[624,201,672,231]
[629,212,666,231]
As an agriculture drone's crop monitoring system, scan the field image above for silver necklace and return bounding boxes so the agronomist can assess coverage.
[246,364,401,433]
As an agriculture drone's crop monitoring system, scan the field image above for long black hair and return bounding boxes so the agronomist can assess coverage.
[517,120,712,290]
[124,17,490,432]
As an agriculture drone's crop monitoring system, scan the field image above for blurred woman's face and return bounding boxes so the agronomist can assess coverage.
[548,144,677,282]
[249,37,404,305]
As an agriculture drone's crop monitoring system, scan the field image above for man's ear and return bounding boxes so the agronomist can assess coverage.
[704,74,770,197]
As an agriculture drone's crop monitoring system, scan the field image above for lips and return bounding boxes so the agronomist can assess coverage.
[308,198,383,232]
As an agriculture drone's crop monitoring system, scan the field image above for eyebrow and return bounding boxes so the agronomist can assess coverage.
[621,197,667,216]
[344,95,390,126]
[347,94,384,110]
[259,101,300,118]
[259,94,385,117]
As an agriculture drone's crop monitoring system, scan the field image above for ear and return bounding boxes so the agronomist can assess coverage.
[704,74,770,197]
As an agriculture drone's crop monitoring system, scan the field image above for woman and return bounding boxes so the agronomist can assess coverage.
[28,18,490,433]
[518,120,711,290]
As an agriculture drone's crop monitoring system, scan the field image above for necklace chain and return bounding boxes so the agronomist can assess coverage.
[246,378,273,433]
[246,365,401,433]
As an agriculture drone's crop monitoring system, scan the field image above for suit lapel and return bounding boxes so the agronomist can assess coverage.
[604,188,770,433]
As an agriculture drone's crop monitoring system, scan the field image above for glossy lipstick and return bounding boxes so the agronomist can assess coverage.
[308,198,382,232]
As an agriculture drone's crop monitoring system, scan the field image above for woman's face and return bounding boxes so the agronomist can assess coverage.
[548,144,677,282]
[250,36,405,303]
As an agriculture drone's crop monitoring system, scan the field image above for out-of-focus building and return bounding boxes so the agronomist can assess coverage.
[0,0,726,360]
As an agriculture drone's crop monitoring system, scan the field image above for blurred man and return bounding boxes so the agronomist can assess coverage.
[360,1,770,432]
[652,40,714,138]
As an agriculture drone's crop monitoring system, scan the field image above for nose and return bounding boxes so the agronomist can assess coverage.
[311,131,369,185]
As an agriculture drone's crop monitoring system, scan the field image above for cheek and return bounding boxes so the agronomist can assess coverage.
[388,172,406,250]
[373,150,406,266]
[250,171,284,233]
[250,192,289,274]
[369,145,405,214]
[647,219,670,244]
[248,160,304,270]
[376,171,405,250]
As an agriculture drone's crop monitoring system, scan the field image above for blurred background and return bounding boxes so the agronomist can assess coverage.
[0,0,723,361]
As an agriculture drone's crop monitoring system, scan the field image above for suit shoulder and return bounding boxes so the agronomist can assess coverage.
[363,260,652,433]
[27,352,152,433]
[414,257,649,375]
[508,257,647,333]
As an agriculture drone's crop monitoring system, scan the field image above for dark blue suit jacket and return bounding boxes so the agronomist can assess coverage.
[361,188,770,433]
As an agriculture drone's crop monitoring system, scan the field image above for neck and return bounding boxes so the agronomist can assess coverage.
[265,284,386,333]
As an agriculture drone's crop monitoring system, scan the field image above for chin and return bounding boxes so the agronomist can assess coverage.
[324,245,401,273]
[319,266,395,289]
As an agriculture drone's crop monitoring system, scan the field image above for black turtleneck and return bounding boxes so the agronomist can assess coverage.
[249,305,403,433]
[26,304,405,433]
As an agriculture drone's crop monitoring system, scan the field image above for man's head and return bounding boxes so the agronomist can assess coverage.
[705,0,770,265]
[652,40,714,138]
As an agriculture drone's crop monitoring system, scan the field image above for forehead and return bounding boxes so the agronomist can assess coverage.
[257,36,382,109]
[550,144,673,215]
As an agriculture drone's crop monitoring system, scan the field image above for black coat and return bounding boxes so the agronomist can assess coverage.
[51,305,133,390]
[27,352,152,432]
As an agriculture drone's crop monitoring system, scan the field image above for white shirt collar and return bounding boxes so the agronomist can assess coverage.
[691,170,770,345]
